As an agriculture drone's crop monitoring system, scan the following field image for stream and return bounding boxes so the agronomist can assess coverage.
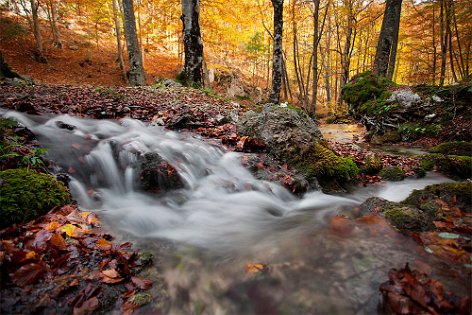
[3,111,462,314]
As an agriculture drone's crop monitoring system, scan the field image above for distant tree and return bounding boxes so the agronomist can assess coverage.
[45,0,62,48]
[22,0,47,62]
[122,0,146,86]
[112,0,126,80]
[181,0,204,86]
[270,0,284,104]
[373,0,403,79]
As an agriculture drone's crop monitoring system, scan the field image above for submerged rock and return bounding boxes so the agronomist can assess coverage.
[137,152,184,192]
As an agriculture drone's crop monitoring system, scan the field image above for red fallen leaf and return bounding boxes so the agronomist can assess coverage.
[131,277,152,290]
[30,229,53,252]
[50,233,67,250]
[73,297,99,315]
[11,263,44,287]
[101,275,124,284]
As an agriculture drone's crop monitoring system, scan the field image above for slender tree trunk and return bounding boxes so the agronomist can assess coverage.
[432,3,437,84]
[451,1,465,79]
[46,0,62,48]
[112,0,125,80]
[270,0,284,104]
[122,0,145,86]
[30,0,47,63]
[373,0,403,77]
[310,0,320,115]
[439,0,447,86]
[337,13,353,105]
[324,16,332,105]
[181,0,204,85]
[445,0,457,82]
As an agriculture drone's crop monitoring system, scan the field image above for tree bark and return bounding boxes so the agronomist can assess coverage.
[46,0,62,48]
[270,0,284,104]
[310,0,320,115]
[112,0,126,80]
[0,51,22,80]
[439,0,447,86]
[373,0,403,78]
[181,0,204,86]
[122,0,145,86]
[30,0,47,63]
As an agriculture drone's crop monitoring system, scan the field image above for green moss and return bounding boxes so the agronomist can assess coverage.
[419,153,441,171]
[294,144,359,188]
[379,167,405,181]
[430,141,472,156]
[129,293,152,306]
[403,182,472,214]
[0,168,71,228]
[342,72,393,108]
[370,131,402,144]
[383,206,431,231]
[419,153,471,178]
[361,154,383,175]
[398,123,440,141]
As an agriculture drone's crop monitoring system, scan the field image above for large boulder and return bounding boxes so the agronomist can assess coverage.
[237,104,323,162]
[238,105,358,190]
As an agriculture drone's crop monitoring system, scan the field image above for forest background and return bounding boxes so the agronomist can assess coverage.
[1,0,471,115]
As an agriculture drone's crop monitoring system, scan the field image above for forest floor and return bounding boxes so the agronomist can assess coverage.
[0,14,179,86]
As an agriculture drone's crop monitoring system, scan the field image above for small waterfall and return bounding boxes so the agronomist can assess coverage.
[1,110,451,251]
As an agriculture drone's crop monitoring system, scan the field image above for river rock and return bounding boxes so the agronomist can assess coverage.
[137,152,184,192]
[359,197,432,231]
[237,104,323,162]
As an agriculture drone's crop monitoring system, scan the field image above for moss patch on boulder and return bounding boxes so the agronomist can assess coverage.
[0,168,71,228]
[383,206,431,231]
[429,141,472,157]
[403,182,472,214]
[419,153,471,179]
[379,167,405,181]
[293,144,359,189]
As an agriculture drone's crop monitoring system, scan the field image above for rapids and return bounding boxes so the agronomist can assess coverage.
[2,110,461,314]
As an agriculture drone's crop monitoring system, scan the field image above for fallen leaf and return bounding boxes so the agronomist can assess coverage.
[31,230,53,251]
[50,233,67,250]
[96,238,111,251]
[11,263,44,286]
[61,224,85,238]
[245,263,268,274]
[131,277,152,290]
[73,297,99,315]
[101,269,120,278]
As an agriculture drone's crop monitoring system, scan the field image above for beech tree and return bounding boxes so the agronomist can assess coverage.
[373,0,403,78]
[270,0,284,104]
[122,0,146,86]
[181,0,204,86]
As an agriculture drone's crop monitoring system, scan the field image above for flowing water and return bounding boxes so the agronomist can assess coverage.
[3,111,463,314]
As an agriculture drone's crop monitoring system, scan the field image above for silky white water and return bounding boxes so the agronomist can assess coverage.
[3,110,460,314]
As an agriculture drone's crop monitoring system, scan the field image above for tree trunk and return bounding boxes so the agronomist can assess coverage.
[439,0,447,86]
[373,0,403,77]
[181,0,204,86]
[122,0,145,86]
[337,14,353,105]
[0,51,22,79]
[270,0,284,104]
[30,0,47,63]
[112,0,126,80]
[46,0,62,48]
[310,0,320,115]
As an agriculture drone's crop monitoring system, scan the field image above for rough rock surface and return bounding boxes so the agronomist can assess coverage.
[137,152,184,192]
[237,104,323,162]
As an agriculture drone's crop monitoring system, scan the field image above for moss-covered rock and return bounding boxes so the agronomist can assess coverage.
[0,168,71,228]
[360,154,383,175]
[419,153,471,179]
[398,123,440,141]
[293,144,359,189]
[370,131,402,145]
[359,197,432,231]
[429,141,472,157]
[383,206,431,231]
[342,71,392,111]
[379,167,405,181]
[403,182,472,214]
